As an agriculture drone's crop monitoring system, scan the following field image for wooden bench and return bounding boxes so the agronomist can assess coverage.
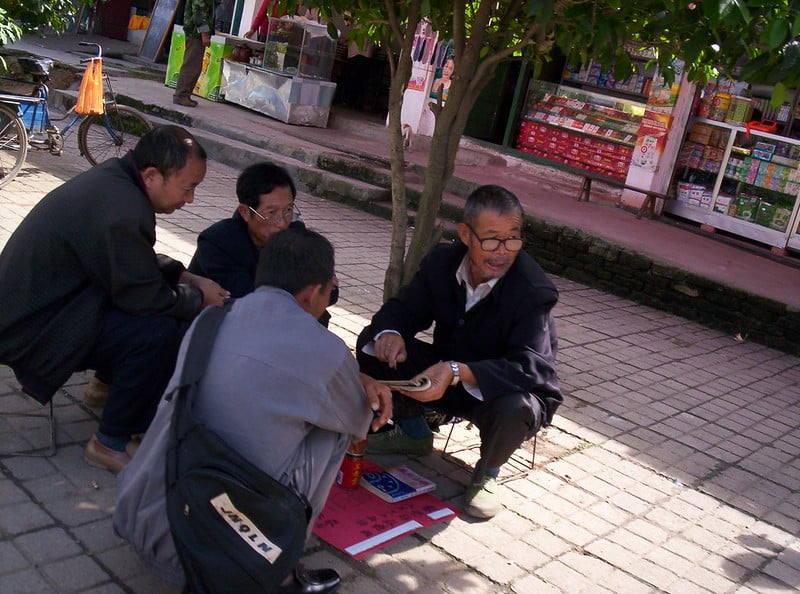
[575,171,667,219]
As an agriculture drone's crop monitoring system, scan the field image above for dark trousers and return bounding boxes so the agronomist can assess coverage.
[174,36,205,100]
[82,308,189,438]
[356,330,543,479]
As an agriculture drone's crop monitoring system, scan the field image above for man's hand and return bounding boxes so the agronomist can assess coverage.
[396,361,454,403]
[360,373,393,431]
[201,32,212,47]
[373,332,407,369]
[243,29,255,39]
[180,271,229,307]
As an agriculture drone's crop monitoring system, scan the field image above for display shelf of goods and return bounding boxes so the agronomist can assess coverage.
[562,58,655,102]
[667,119,800,250]
[516,85,643,181]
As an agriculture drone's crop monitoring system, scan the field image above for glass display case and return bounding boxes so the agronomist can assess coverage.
[667,117,800,252]
[263,17,336,81]
[220,18,338,127]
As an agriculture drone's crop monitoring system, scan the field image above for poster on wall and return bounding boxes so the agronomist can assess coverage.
[646,60,685,113]
[631,111,673,170]
[429,41,454,101]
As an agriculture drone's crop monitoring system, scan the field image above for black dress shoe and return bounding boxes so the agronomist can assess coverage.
[276,567,341,593]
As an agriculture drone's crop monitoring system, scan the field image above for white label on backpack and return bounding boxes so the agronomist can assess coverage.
[210,493,282,563]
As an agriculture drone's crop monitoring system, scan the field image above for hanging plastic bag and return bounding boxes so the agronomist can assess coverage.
[75,59,104,115]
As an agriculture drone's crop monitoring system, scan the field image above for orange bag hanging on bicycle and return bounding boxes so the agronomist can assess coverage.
[75,59,104,115]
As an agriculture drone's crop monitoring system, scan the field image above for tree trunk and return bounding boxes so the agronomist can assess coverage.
[401,66,489,281]
[382,13,419,300]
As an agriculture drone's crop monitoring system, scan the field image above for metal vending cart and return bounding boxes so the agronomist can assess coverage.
[221,16,337,127]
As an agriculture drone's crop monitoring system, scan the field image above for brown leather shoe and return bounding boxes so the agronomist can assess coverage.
[84,435,132,473]
[83,377,109,407]
[173,96,198,107]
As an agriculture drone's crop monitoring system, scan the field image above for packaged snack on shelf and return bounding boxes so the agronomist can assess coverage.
[734,195,760,221]
[755,201,776,227]
[770,207,793,232]
[714,194,734,214]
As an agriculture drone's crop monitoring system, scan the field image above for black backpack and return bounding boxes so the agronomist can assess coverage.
[165,304,311,594]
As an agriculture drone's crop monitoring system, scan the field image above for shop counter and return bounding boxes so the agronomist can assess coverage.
[221,59,336,127]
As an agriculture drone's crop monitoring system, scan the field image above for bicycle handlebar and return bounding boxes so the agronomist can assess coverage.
[78,42,103,63]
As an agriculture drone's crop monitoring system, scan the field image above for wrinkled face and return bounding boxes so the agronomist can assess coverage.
[239,185,295,247]
[143,156,207,214]
[458,210,523,286]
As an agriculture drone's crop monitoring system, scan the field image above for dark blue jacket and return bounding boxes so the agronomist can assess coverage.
[188,211,257,298]
[363,242,563,425]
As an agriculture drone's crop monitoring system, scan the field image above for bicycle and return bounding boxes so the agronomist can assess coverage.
[0,42,153,189]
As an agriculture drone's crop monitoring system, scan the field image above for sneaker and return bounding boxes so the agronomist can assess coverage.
[173,96,198,107]
[463,477,500,519]
[83,377,109,407]
[365,425,433,456]
[84,434,132,473]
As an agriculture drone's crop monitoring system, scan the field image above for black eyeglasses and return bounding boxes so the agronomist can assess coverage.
[465,223,523,252]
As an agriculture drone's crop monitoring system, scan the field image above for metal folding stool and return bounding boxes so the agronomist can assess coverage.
[1,384,57,458]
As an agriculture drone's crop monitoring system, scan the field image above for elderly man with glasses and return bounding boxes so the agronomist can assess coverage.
[357,184,563,519]
[188,161,338,322]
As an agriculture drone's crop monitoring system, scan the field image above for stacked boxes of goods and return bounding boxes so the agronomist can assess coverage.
[680,123,727,173]
[516,93,639,180]
[675,182,709,207]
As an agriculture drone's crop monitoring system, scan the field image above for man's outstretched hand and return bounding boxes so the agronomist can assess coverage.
[360,373,393,431]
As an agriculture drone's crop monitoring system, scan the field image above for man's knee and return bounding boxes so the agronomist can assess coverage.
[484,393,544,438]
[98,310,188,365]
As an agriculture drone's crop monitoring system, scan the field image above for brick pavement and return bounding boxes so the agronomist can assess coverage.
[1,141,799,593]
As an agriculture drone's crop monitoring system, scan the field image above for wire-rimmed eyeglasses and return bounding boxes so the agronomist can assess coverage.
[247,203,302,225]
[465,223,523,252]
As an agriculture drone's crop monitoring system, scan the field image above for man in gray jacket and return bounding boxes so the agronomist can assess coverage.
[115,228,392,592]
[0,125,228,472]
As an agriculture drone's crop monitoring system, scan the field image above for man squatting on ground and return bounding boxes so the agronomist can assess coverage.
[114,227,393,592]
[187,161,338,324]
[357,184,563,519]
[0,126,228,472]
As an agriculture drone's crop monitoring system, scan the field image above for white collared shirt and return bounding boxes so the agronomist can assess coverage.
[455,255,500,312]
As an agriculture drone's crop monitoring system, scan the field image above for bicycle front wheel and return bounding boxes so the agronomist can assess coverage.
[0,102,29,189]
[78,104,153,166]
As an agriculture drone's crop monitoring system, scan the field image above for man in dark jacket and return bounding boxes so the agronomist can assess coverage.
[357,185,563,519]
[188,161,336,323]
[173,0,215,107]
[0,125,228,472]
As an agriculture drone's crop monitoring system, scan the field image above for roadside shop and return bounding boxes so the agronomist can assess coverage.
[507,49,800,256]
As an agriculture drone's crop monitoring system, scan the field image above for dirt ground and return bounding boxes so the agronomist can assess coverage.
[0,50,79,95]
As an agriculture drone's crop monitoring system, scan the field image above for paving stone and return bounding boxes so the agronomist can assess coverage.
[0,540,28,574]
[40,555,110,591]
[0,568,53,592]
[13,527,83,563]
[0,501,55,535]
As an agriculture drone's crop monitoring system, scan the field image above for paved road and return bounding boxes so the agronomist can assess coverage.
[1,141,799,593]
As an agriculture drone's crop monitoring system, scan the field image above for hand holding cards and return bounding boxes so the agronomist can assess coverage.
[376,376,432,392]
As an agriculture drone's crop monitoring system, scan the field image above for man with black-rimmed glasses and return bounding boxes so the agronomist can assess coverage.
[357,184,563,519]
